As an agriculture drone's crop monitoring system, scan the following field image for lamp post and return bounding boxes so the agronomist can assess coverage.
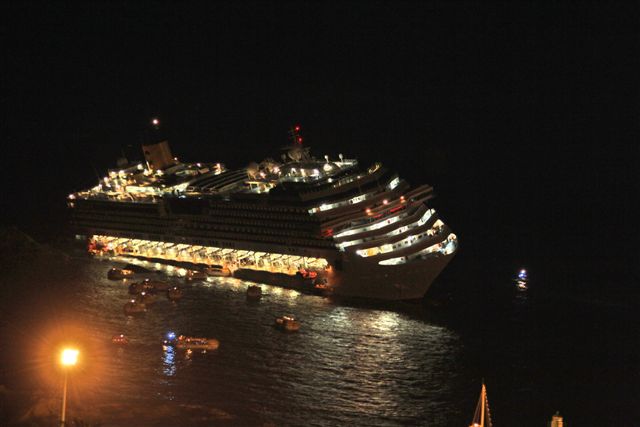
[59,348,79,427]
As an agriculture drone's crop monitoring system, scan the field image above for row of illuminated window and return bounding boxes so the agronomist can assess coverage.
[307,191,376,214]
[185,213,317,230]
[378,233,458,265]
[334,206,410,239]
[203,207,313,222]
[185,221,318,236]
[75,214,324,243]
[355,220,445,258]
[337,209,434,250]
[75,211,320,238]
[305,172,397,215]
[207,203,310,216]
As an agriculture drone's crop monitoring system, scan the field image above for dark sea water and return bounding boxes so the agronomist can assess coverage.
[2,252,638,427]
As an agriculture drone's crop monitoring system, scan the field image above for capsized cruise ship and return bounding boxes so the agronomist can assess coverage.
[68,123,458,300]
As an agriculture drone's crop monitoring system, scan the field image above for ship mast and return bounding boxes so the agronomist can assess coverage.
[289,124,303,145]
[480,383,485,427]
[469,382,492,427]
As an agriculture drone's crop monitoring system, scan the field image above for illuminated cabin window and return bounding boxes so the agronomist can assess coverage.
[378,256,406,266]
[387,177,400,190]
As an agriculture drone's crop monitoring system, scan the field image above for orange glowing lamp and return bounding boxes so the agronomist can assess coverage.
[60,348,79,366]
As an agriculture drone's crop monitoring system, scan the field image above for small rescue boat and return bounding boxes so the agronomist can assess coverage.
[108,267,135,280]
[185,270,207,282]
[111,334,129,345]
[204,266,231,277]
[174,335,220,351]
[142,278,170,291]
[123,263,151,274]
[137,291,156,305]
[274,315,300,332]
[515,268,529,290]
[167,286,183,301]
[129,281,155,294]
[313,281,332,296]
[246,285,262,300]
[123,299,146,315]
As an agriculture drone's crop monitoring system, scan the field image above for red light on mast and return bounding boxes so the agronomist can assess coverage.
[290,123,303,145]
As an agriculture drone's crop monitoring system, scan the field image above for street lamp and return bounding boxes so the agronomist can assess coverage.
[59,348,79,427]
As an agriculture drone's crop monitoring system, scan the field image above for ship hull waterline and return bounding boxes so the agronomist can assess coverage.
[85,235,455,300]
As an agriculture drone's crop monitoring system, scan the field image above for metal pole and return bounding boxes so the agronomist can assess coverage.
[60,370,68,427]
[480,383,485,427]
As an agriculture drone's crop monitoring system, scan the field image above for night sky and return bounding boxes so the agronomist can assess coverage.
[2,1,638,289]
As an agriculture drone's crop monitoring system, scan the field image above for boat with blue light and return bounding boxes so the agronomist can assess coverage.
[163,332,219,351]
[515,268,528,290]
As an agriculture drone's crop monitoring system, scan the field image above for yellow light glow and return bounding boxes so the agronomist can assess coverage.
[60,348,79,366]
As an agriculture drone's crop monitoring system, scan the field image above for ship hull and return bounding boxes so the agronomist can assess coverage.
[69,135,459,301]
[332,251,456,300]
[233,269,317,292]
[82,231,455,300]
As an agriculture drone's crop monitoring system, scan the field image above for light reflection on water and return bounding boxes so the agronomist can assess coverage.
[162,345,176,377]
[66,257,465,426]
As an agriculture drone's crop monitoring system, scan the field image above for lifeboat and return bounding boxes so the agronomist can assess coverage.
[167,286,183,301]
[129,281,155,295]
[174,335,220,351]
[185,270,208,282]
[246,285,262,300]
[107,267,135,280]
[204,266,231,277]
[162,331,177,347]
[111,334,129,345]
[129,278,169,294]
[313,280,332,296]
[123,263,151,274]
[274,315,300,332]
[123,299,146,315]
[137,291,156,305]
[298,268,318,279]
[142,278,170,291]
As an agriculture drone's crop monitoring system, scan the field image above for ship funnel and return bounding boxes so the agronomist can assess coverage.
[142,139,174,170]
[142,118,175,170]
